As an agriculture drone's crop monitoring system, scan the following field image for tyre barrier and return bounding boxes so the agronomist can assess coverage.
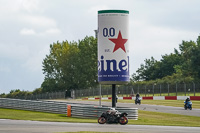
[0,98,138,120]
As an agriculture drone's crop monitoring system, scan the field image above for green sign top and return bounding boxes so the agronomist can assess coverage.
[98,10,129,14]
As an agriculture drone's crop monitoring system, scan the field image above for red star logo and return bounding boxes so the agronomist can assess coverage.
[109,31,128,53]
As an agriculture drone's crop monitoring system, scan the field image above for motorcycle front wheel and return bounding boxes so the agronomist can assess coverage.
[184,105,187,110]
[98,117,106,124]
[119,116,128,125]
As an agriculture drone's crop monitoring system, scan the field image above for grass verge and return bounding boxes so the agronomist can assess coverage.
[0,108,96,123]
[119,100,200,109]
[0,108,200,127]
[133,110,200,127]
[81,99,200,109]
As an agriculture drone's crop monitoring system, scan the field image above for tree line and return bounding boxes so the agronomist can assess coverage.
[0,88,42,99]
[1,35,200,98]
[41,36,98,92]
[131,36,200,85]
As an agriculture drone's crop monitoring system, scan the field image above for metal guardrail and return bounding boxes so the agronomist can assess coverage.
[0,98,67,114]
[0,98,138,120]
[70,104,138,120]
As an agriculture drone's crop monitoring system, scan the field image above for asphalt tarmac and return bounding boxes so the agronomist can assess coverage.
[1,119,200,133]
[52,100,200,117]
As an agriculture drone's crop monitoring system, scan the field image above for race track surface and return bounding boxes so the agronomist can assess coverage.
[52,100,200,117]
[1,119,200,133]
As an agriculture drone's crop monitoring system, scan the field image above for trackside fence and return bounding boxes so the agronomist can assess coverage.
[75,82,200,98]
[1,83,200,100]
[0,98,138,120]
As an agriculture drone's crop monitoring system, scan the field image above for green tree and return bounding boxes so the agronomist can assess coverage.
[5,89,31,99]
[189,36,200,78]
[41,36,98,92]
[77,36,97,88]
[158,53,183,78]
[32,88,42,95]
[131,36,200,82]
[132,57,158,81]
[178,40,197,77]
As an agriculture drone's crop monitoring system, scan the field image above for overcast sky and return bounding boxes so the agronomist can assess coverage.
[0,0,200,94]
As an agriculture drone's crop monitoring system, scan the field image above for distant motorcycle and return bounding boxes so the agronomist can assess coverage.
[135,97,141,105]
[98,108,128,125]
[184,101,192,110]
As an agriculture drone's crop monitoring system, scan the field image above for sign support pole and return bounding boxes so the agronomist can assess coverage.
[112,84,116,108]
[99,84,101,106]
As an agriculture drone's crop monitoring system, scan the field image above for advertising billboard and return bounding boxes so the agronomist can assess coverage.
[98,10,129,84]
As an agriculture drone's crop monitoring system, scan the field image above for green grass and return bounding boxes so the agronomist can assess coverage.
[0,108,96,123]
[0,108,200,127]
[133,110,200,127]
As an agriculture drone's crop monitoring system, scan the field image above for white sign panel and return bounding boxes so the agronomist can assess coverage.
[98,10,129,84]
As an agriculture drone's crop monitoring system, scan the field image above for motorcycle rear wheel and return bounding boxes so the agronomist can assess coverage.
[98,117,106,124]
[119,116,128,125]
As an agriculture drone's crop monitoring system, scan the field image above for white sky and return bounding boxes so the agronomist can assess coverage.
[0,0,200,93]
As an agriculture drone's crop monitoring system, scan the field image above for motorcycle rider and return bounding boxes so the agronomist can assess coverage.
[135,93,140,104]
[136,93,140,99]
[116,95,118,103]
[109,108,117,115]
[185,97,190,106]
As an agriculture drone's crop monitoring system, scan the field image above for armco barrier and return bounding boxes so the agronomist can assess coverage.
[69,104,138,120]
[0,98,67,114]
[0,98,138,120]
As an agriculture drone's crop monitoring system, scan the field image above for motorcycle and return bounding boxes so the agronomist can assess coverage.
[184,101,192,110]
[98,108,128,125]
[135,97,141,105]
